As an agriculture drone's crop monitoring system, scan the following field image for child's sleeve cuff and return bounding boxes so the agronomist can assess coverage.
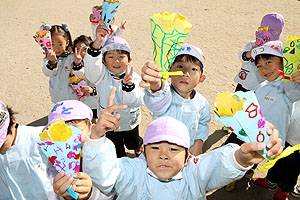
[230,149,254,171]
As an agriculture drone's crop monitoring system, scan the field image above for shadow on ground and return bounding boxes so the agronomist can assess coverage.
[27,116,48,126]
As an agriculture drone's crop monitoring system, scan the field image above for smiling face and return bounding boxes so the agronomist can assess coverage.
[169,60,205,99]
[255,55,283,82]
[145,141,186,180]
[51,34,69,57]
[103,50,131,75]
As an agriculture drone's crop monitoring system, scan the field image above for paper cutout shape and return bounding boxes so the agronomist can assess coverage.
[215,91,270,159]
[69,76,87,100]
[37,119,82,199]
[151,12,192,73]
[256,26,271,46]
[33,30,52,54]
[102,0,121,27]
[281,35,300,82]
[91,6,103,24]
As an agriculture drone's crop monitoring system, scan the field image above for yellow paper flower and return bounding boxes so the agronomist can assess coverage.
[69,76,85,84]
[35,30,50,38]
[39,119,73,142]
[103,0,119,3]
[215,92,246,117]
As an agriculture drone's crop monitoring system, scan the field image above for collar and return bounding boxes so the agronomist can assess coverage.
[146,167,183,182]
[171,84,196,99]
[107,67,126,80]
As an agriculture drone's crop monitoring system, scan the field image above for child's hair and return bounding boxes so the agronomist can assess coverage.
[73,35,92,52]
[6,106,17,135]
[49,24,73,53]
[103,50,131,62]
[65,118,91,129]
[173,54,204,73]
[254,54,283,65]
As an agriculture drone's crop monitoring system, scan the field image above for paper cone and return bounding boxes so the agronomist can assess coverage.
[255,26,271,46]
[69,76,87,100]
[102,0,121,27]
[33,30,52,54]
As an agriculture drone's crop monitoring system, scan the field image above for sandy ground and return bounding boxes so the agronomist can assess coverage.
[1,0,300,199]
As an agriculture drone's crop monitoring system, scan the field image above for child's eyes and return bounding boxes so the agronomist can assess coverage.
[170,148,179,152]
[266,61,272,65]
[176,65,183,69]
[151,146,159,150]
[192,68,198,71]
[256,65,261,68]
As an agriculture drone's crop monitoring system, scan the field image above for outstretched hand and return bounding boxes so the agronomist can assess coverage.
[139,61,163,91]
[74,47,83,65]
[123,65,134,85]
[119,21,126,30]
[92,20,109,49]
[47,50,57,66]
[290,65,300,84]
[235,121,283,167]
[53,172,74,200]
[90,87,127,139]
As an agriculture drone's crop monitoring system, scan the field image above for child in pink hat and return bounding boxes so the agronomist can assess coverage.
[250,41,300,200]
[140,44,210,156]
[81,89,283,199]
[83,20,144,158]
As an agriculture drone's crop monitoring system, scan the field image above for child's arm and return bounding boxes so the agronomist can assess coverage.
[238,41,257,63]
[284,71,300,102]
[189,139,203,156]
[72,47,85,78]
[42,50,58,76]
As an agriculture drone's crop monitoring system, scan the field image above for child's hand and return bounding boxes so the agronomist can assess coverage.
[246,44,258,59]
[290,65,300,83]
[53,172,75,199]
[235,121,283,167]
[189,139,203,156]
[74,47,83,65]
[90,87,128,139]
[92,20,109,49]
[119,21,126,30]
[47,50,57,66]
[72,172,92,199]
[140,61,163,91]
[81,86,93,94]
[123,65,134,85]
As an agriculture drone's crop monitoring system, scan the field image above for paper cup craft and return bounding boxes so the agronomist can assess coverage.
[33,30,52,54]
[91,6,103,24]
[256,26,271,46]
[214,91,270,159]
[151,12,192,76]
[69,76,87,100]
[37,119,82,199]
[281,35,300,82]
[102,0,121,27]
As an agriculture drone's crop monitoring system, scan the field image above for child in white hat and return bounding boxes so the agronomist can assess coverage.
[140,44,210,156]
[82,89,283,200]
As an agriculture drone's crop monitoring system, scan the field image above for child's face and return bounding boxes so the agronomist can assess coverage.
[145,141,186,180]
[169,61,205,98]
[51,34,69,57]
[65,119,91,145]
[103,50,131,75]
[256,56,283,82]
[75,42,88,59]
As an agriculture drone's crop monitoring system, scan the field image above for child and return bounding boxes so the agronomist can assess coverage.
[45,100,115,200]
[41,24,97,112]
[72,35,98,123]
[140,44,210,156]
[233,12,284,92]
[83,23,144,158]
[81,89,283,199]
[249,41,300,199]
[0,101,53,199]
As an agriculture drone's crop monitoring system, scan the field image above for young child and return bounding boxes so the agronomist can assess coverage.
[41,24,97,111]
[233,12,284,92]
[250,41,300,199]
[140,44,210,156]
[81,89,283,199]
[0,101,52,199]
[45,100,115,200]
[83,23,144,158]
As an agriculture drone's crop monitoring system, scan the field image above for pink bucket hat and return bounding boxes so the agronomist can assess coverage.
[260,12,284,41]
[43,100,93,131]
[251,41,283,60]
[0,101,10,148]
[177,44,206,69]
[102,36,131,54]
[143,116,190,148]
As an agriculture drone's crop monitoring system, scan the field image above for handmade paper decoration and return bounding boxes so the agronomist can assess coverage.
[102,0,121,27]
[256,26,271,46]
[37,119,82,199]
[33,30,52,54]
[214,91,270,159]
[151,12,192,74]
[69,76,87,100]
[281,35,300,82]
[91,6,103,24]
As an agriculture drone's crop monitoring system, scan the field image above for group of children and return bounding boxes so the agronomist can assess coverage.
[0,7,299,200]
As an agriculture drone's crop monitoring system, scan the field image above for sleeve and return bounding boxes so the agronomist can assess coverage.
[195,100,211,142]
[42,57,58,77]
[72,61,85,78]
[284,82,300,103]
[143,81,172,116]
[238,41,255,63]
[83,50,106,85]
[88,185,116,200]
[122,73,144,107]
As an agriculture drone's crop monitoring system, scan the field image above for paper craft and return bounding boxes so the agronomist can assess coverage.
[150,12,192,74]
[33,30,52,54]
[102,0,121,27]
[69,76,87,100]
[37,119,82,199]
[281,35,300,82]
[91,6,103,24]
[215,91,270,159]
[256,26,271,46]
